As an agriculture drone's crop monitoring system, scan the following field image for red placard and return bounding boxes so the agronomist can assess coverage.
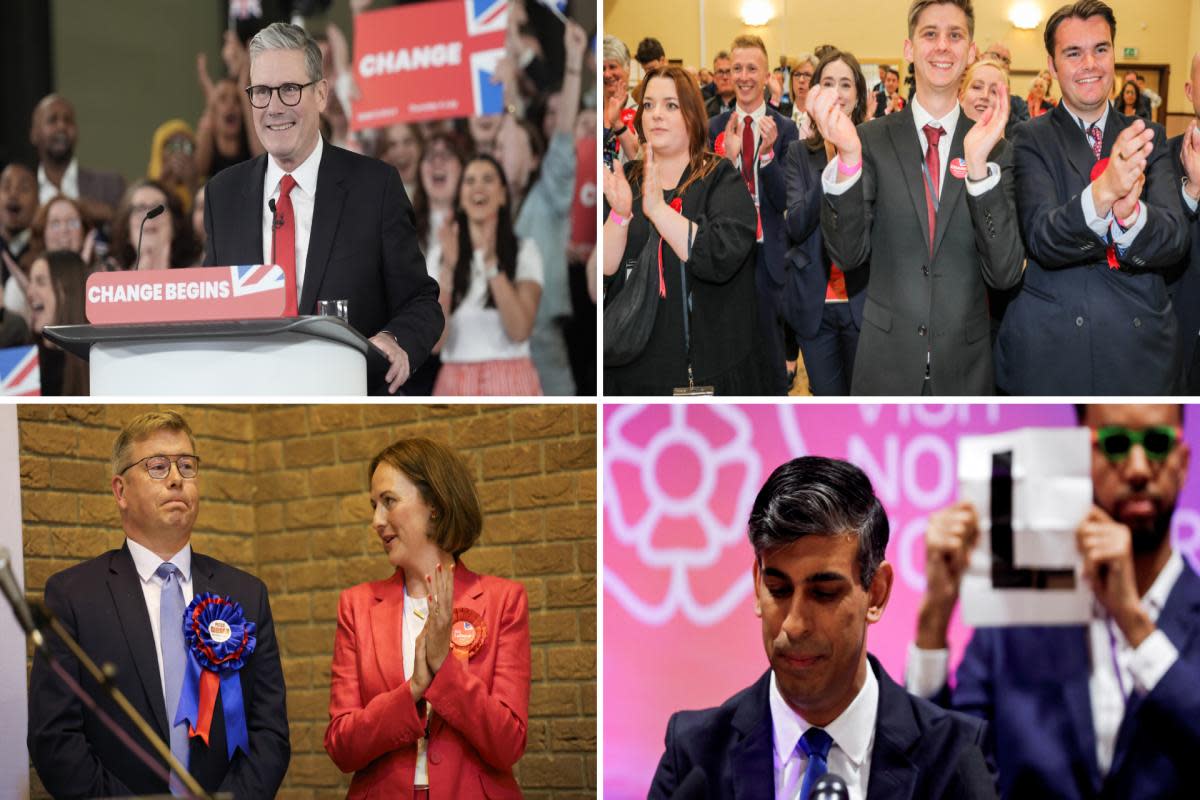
[570,135,596,251]
[85,266,288,325]
[351,0,508,129]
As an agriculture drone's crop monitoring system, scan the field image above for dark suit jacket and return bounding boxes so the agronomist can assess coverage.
[708,107,800,290]
[706,93,736,119]
[994,104,1190,395]
[938,560,1200,799]
[649,655,997,800]
[202,140,444,387]
[783,138,867,339]
[821,105,1024,395]
[77,166,126,213]
[1165,132,1200,388]
[28,545,290,799]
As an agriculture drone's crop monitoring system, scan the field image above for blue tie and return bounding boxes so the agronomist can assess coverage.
[157,562,189,796]
[798,727,834,800]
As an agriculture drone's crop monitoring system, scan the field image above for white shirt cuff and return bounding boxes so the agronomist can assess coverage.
[1129,628,1179,696]
[1183,184,1199,214]
[821,155,861,195]
[1081,182,1114,239]
[905,643,950,699]
[965,162,1002,196]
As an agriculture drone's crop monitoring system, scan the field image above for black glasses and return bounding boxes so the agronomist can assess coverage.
[245,81,316,108]
[119,454,201,479]
[1093,426,1180,462]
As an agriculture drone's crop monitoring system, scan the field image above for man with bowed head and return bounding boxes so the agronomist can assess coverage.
[28,410,290,798]
[908,404,1200,797]
[650,456,997,800]
[203,22,443,395]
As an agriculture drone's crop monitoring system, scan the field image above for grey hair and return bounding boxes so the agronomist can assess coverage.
[248,22,324,83]
[603,35,630,69]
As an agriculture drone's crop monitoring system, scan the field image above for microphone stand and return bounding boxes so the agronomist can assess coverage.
[26,602,215,800]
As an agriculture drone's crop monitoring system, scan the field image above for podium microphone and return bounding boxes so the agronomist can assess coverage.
[134,204,165,270]
[808,773,849,800]
[0,545,40,645]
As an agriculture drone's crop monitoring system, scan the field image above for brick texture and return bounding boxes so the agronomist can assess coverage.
[19,404,597,799]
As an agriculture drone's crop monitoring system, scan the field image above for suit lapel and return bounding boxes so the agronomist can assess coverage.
[931,113,969,258]
[238,155,269,264]
[1051,102,1103,183]
[369,574,407,693]
[300,142,348,314]
[1055,627,1103,793]
[729,672,775,800]
[107,545,170,738]
[866,660,919,800]
[886,106,933,253]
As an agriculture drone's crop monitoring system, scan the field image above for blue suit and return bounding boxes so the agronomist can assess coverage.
[649,655,997,800]
[1165,132,1200,391]
[709,107,799,395]
[994,104,1190,395]
[939,560,1200,799]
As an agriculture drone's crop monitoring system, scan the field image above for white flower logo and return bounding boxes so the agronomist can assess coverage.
[604,404,766,626]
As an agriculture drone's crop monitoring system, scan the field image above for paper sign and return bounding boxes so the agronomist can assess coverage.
[957,427,1093,627]
[0,346,40,396]
[351,0,508,129]
[85,266,287,325]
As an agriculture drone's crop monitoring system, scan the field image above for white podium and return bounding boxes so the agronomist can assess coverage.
[44,317,386,396]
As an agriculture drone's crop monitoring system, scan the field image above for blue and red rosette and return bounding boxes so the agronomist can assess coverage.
[174,593,256,759]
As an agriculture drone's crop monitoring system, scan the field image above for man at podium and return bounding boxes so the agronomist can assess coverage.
[202,22,443,395]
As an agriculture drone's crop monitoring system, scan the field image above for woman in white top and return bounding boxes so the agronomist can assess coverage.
[430,155,543,396]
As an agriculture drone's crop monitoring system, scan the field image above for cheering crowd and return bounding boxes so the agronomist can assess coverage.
[602,0,1200,396]
[0,0,596,396]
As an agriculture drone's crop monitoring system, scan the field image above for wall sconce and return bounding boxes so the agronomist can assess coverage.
[740,0,774,27]
[1009,2,1042,30]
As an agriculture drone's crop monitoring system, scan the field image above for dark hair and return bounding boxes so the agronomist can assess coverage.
[907,0,975,39]
[369,438,482,557]
[629,66,719,197]
[1119,80,1140,111]
[747,456,889,589]
[636,37,665,65]
[1044,0,1116,58]
[413,130,469,247]
[37,249,90,395]
[712,50,730,65]
[807,49,869,152]
[1074,404,1185,425]
[110,178,196,269]
[449,154,518,312]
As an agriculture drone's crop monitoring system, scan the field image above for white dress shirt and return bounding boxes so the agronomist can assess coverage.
[125,538,194,708]
[402,587,430,786]
[905,550,1183,777]
[770,665,878,800]
[38,159,79,205]
[262,136,323,295]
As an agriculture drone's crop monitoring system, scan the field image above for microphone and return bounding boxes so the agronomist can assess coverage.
[0,545,38,639]
[134,204,165,270]
[671,766,708,800]
[268,198,284,230]
[808,773,849,800]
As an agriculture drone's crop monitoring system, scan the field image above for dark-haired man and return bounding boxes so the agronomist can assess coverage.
[706,52,737,118]
[993,1,1191,394]
[636,37,667,74]
[909,404,1200,797]
[29,94,125,227]
[650,456,997,800]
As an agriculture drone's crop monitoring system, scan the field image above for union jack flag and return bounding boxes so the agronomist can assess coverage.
[0,345,40,396]
[230,264,286,297]
[228,0,263,22]
[465,0,509,116]
[466,0,508,36]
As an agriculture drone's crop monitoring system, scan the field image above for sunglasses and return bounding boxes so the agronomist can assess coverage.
[1093,425,1180,462]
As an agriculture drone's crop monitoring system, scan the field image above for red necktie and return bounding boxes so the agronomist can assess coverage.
[273,174,299,316]
[741,114,755,194]
[922,124,943,254]
[1088,124,1103,159]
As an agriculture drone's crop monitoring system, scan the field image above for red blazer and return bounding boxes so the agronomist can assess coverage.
[324,563,530,798]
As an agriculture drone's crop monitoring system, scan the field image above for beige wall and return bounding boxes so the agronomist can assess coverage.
[606,0,1199,113]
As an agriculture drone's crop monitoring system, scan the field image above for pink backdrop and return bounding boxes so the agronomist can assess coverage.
[602,404,1200,799]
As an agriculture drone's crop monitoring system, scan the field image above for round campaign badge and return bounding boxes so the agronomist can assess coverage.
[714,131,726,156]
[452,620,476,648]
[620,106,636,129]
[1090,157,1109,182]
[208,619,232,643]
[949,158,968,180]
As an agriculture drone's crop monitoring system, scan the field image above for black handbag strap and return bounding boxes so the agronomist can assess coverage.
[678,212,698,386]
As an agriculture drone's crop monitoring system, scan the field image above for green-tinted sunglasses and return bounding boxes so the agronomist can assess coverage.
[1093,425,1181,462]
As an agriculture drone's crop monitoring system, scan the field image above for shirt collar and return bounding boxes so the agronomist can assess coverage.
[265,135,324,199]
[126,537,192,583]
[769,662,879,770]
[37,158,79,199]
[736,100,768,124]
[910,95,960,142]
[1063,101,1113,137]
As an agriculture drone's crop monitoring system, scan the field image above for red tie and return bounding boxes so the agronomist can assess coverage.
[1088,124,1103,159]
[922,124,943,254]
[741,114,755,194]
[273,174,299,316]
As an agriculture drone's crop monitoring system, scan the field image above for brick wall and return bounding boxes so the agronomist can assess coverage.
[19,403,597,799]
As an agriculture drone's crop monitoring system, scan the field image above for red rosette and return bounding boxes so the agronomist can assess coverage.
[714,131,726,157]
[669,197,683,213]
[450,607,487,661]
[620,107,636,130]
[1090,157,1109,183]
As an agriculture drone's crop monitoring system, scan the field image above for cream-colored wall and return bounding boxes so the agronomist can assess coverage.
[605,0,1198,113]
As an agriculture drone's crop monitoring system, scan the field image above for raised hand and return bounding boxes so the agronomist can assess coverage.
[1077,506,1154,646]
[602,161,633,219]
[723,112,743,165]
[916,500,980,649]
[807,85,862,168]
[757,114,777,160]
[641,142,665,221]
[963,83,1010,180]
[1095,120,1154,215]
[564,19,587,64]
[410,628,432,701]
[1112,174,1145,225]
[1181,120,1200,201]
[424,562,455,673]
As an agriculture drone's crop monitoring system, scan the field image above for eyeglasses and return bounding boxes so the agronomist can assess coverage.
[119,454,201,479]
[245,81,316,108]
[1093,426,1180,462]
[47,218,82,232]
[164,139,195,155]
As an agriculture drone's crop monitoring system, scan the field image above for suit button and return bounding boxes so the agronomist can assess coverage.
[1076,316,1084,327]
[922,265,929,277]
[1134,317,1142,327]
[429,749,441,765]
[918,325,928,336]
